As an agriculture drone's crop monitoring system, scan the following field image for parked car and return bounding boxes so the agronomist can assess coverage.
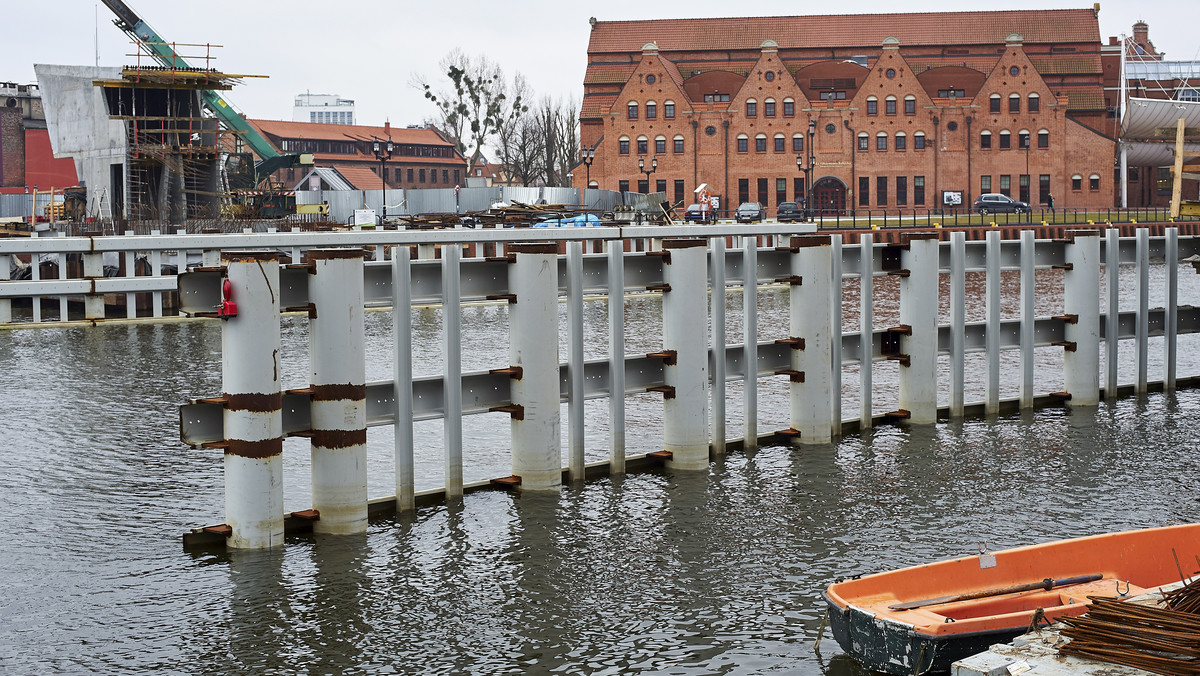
[735,202,764,223]
[776,201,805,222]
[684,203,715,223]
[973,193,1030,215]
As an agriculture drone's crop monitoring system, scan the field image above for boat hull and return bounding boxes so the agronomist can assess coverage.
[824,591,1020,674]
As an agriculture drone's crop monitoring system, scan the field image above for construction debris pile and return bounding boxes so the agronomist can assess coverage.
[1058,573,1200,675]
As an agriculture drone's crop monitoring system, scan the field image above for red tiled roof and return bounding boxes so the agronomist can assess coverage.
[331,164,388,190]
[584,63,638,84]
[249,119,455,146]
[587,9,1100,54]
[1028,56,1103,75]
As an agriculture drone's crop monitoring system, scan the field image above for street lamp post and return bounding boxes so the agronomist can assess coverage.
[372,137,393,222]
[638,156,658,193]
[805,120,816,219]
[581,144,596,187]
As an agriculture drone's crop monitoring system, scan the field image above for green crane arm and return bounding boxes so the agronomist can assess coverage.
[100,0,280,161]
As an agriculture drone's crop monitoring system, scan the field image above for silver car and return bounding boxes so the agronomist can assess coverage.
[735,202,764,223]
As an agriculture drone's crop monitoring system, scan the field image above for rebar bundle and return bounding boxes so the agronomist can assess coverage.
[1058,579,1200,675]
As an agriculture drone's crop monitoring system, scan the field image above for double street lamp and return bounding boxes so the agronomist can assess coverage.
[799,119,816,219]
[372,137,394,222]
[581,144,596,187]
[638,155,657,193]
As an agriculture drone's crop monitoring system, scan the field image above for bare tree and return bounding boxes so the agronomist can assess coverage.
[417,50,526,174]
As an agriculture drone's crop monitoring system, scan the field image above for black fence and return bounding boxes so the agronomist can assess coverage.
[805,206,1186,228]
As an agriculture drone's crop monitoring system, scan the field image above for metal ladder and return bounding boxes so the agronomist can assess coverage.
[92,188,114,234]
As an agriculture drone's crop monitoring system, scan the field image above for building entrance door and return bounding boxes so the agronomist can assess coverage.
[812,178,846,215]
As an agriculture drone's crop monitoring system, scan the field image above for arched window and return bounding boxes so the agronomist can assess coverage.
[755,133,767,152]
[1037,129,1049,148]
[858,131,869,150]
[774,133,785,152]
[876,131,887,150]
[793,133,804,152]
[1089,173,1101,191]
[618,136,630,154]
[764,98,776,117]
[914,131,926,149]
[1009,93,1020,113]
[1071,173,1083,190]
[655,135,667,154]
[588,180,598,188]
[980,130,992,149]
[904,95,916,115]
[673,134,684,153]
[1028,93,1040,113]
[866,96,878,115]
[664,100,675,119]
[990,94,1001,114]
[895,131,907,150]
[636,135,648,154]
[627,101,638,120]
[646,100,657,120]
[885,95,897,115]
[999,130,1011,149]
[737,133,748,153]
[1018,129,1030,149]
[783,97,795,116]
[746,98,758,117]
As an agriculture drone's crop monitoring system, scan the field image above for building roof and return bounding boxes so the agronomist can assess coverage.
[329,164,388,190]
[248,119,453,146]
[587,9,1101,54]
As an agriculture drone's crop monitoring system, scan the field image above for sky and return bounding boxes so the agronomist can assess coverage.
[7,0,1199,130]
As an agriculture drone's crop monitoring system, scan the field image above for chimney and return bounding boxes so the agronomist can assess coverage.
[384,120,391,135]
[1133,21,1148,42]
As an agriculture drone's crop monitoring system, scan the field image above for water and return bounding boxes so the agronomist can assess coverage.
[1,262,1197,674]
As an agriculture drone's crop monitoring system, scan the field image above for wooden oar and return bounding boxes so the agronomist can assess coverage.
[888,574,1103,611]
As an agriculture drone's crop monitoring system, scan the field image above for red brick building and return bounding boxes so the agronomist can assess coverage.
[246,119,467,191]
[577,9,1120,214]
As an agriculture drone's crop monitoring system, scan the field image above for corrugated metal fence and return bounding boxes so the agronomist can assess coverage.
[296,187,627,223]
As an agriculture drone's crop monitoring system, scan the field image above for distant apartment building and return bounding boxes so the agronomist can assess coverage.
[248,119,466,190]
[293,92,355,125]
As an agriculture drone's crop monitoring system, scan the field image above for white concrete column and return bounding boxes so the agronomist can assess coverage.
[608,243,626,474]
[1105,228,1120,400]
[83,245,105,321]
[1063,230,1101,406]
[985,230,1001,415]
[1136,228,1150,394]
[788,235,833,443]
[860,234,874,427]
[829,235,843,437]
[221,251,284,550]
[662,239,710,470]
[508,243,562,490]
[1019,231,1036,409]
[307,249,368,534]
[899,234,939,424]
[391,246,415,512]
[0,253,11,323]
[710,237,727,456]
[949,232,966,417]
[742,238,758,450]
[1166,227,1179,391]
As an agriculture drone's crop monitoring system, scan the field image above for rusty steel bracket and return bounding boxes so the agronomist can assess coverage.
[1052,263,1075,271]
[1049,391,1073,400]
[486,293,517,304]
[887,324,914,336]
[290,509,320,521]
[1054,314,1079,325]
[286,262,317,274]
[775,369,806,383]
[202,524,233,537]
[647,349,678,365]
[646,250,672,264]
[647,450,673,461]
[646,385,676,399]
[283,302,317,318]
[489,403,525,420]
[1052,340,1078,352]
[775,428,802,439]
[886,354,912,367]
[775,275,803,286]
[887,269,911,277]
[884,409,912,421]
[775,337,806,350]
[489,366,524,380]
[646,283,672,293]
[490,475,522,489]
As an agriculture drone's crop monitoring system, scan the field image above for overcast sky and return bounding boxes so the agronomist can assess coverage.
[8,0,1198,129]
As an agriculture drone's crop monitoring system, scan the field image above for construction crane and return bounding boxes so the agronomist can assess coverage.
[101,0,311,191]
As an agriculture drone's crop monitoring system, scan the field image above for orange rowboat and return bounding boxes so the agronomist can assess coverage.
[822,523,1200,674]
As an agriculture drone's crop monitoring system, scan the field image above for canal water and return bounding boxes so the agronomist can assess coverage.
[1,261,1197,674]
